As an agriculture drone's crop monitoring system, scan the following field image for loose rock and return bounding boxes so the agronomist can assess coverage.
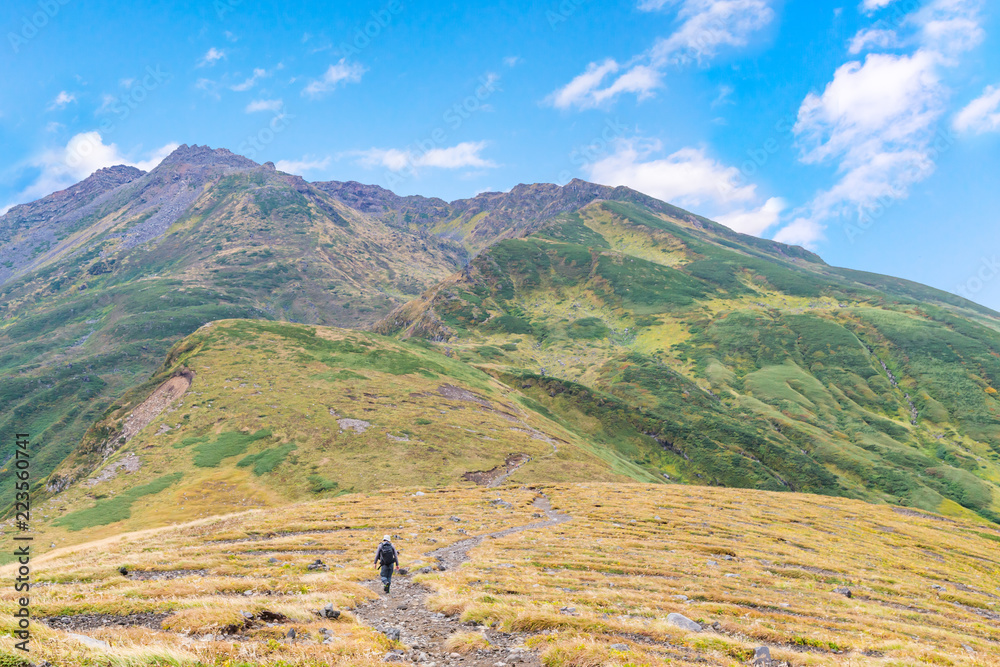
[666,612,702,632]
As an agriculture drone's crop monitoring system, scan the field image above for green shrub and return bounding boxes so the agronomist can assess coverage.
[237,443,297,475]
[192,429,272,467]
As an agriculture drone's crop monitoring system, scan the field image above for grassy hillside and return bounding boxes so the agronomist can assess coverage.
[20,319,663,557]
[4,483,999,666]
[375,201,1000,522]
[0,151,465,506]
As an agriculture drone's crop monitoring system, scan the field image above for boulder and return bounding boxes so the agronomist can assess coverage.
[384,627,401,641]
[307,559,328,571]
[833,586,852,598]
[752,646,772,666]
[318,603,341,619]
[609,643,630,651]
[666,612,702,632]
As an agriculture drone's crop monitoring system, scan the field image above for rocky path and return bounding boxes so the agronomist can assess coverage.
[353,496,571,666]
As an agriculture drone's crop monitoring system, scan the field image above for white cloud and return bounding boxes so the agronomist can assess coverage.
[303,59,366,97]
[712,84,735,107]
[232,68,268,91]
[914,0,984,59]
[195,78,221,99]
[352,141,497,173]
[97,93,116,114]
[274,156,332,174]
[861,0,901,12]
[648,0,776,65]
[47,91,76,110]
[772,0,983,244]
[547,60,661,110]
[548,0,775,109]
[8,133,178,207]
[583,139,785,236]
[848,28,900,54]
[954,84,1000,134]
[772,217,825,246]
[795,52,943,167]
[715,197,787,236]
[503,56,522,67]
[245,98,284,113]
[586,140,756,206]
[198,47,226,67]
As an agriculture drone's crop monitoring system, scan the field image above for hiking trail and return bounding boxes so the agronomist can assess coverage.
[352,495,571,666]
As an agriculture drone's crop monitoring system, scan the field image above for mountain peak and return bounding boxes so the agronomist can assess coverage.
[88,164,146,183]
[159,143,259,170]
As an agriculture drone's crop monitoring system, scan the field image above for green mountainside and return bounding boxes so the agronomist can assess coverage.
[24,319,648,550]
[5,145,1000,540]
[0,146,465,498]
[375,201,1000,521]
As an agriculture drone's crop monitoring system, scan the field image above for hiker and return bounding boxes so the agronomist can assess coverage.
[375,534,399,593]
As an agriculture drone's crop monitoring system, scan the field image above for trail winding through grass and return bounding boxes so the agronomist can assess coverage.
[353,495,571,666]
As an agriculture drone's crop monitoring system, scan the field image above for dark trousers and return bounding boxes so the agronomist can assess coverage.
[380,563,394,585]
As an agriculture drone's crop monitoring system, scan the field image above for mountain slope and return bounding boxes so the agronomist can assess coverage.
[7,147,1000,529]
[0,145,466,499]
[316,177,826,262]
[8,483,1000,667]
[31,319,654,548]
[375,201,1000,521]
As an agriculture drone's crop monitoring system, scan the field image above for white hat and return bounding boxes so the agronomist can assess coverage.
[383,535,391,541]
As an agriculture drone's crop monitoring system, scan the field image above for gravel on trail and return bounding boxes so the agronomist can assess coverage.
[353,495,571,666]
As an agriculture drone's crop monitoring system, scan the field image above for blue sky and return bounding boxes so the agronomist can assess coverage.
[2,0,1000,308]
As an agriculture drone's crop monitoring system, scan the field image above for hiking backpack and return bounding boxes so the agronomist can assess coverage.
[379,542,395,563]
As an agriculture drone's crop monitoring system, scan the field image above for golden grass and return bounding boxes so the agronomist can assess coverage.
[0,486,542,666]
[426,483,1000,667]
[443,630,491,653]
[5,483,1000,666]
[16,320,631,560]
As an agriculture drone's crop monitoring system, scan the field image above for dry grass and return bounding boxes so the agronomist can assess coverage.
[0,486,541,666]
[427,483,1000,667]
[4,483,1000,665]
[12,320,632,561]
[425,591,472,617]
[443,630,491,653]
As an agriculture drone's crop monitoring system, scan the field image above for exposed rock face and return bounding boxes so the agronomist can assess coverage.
[313,176,827,263]
[158,143,260,170]
[0,165,146,282]
[98,369,194,460]
[312,180,451,224]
